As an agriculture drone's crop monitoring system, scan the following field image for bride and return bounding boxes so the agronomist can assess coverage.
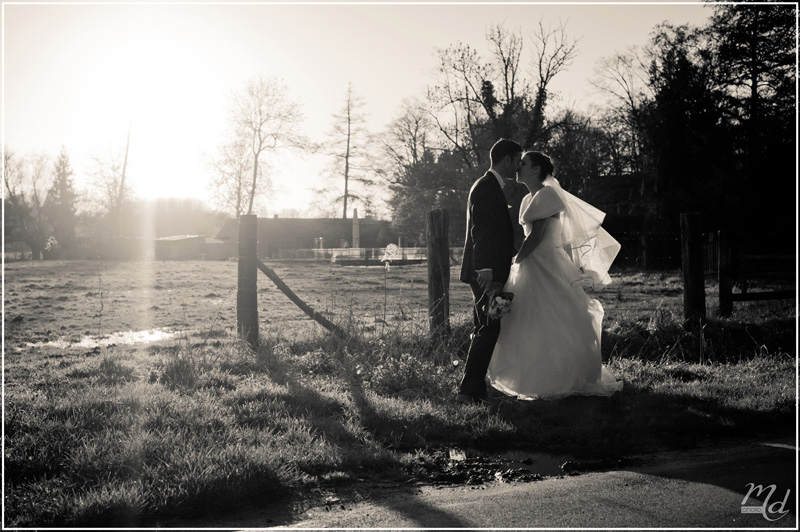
[487,151,623,400]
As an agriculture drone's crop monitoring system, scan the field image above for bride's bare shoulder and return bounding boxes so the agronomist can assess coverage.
[534,186,558,198]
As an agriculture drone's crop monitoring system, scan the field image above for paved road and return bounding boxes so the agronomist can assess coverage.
[188,436,796,529]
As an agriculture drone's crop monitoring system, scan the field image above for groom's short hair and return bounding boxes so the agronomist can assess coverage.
[489,139,523,166]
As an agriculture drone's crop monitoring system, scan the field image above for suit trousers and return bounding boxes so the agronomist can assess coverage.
[458,280,501,397]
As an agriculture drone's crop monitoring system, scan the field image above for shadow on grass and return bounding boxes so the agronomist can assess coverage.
[243,322,793,522]
[602,316,796,363]
[12,317,790,528]
[258,313,795,465]
[488,378,794,460]
[256,350,472,529]
[250,350,794,528]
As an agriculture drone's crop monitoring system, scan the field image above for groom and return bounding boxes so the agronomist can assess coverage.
[457,138,522,404]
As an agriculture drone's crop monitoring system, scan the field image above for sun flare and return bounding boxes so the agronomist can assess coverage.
[68,32,228,199]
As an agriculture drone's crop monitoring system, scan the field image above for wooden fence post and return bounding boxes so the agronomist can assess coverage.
[718,230,733,317]
[680,212,706,328]
[427,209,450,339]
[352,208,360,249]
[237,214,259,347]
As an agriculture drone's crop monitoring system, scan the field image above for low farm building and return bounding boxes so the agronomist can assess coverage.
[154,235,205,260]
[215,215,396,258]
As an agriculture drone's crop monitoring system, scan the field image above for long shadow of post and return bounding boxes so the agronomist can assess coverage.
[236,317,795,528]
[260,353,471,529]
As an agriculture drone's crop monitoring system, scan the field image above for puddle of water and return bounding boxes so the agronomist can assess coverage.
[496,450,573,477]
[452,448,576,477]
[26,328,180,349]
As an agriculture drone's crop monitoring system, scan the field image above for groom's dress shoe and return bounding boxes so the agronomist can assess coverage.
[456,393,489,405]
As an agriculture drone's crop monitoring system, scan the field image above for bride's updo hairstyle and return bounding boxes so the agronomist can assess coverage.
[526,151,554,181]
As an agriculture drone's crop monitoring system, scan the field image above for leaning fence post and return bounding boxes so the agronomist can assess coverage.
[238,214,259,347]
[718,229,733,317]
[427,209,450,339]
[680,212,706,328]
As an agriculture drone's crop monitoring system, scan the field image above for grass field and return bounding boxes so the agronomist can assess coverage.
[3,259,797,527]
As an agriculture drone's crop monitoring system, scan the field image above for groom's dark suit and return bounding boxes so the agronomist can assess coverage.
[459,170,517,398]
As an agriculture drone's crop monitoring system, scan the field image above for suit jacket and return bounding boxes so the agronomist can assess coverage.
[459,172,517,284]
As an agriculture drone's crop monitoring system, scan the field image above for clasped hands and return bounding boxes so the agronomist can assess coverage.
[513,220,547,264]
[475,269,494,291]
[477,221,546,291]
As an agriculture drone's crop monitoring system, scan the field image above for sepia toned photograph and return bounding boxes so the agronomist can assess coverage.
[2,1,796,528]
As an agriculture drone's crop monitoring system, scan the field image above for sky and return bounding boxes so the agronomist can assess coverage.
[3,1,716,216]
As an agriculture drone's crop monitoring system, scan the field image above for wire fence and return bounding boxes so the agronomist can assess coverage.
[264,229,791,325]
[272,247,429,262]
[262,231,686,270]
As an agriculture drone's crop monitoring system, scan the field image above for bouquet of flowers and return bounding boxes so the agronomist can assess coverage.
[485,282,514,320]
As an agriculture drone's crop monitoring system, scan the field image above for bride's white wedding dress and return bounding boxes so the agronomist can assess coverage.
[488,180,623,400]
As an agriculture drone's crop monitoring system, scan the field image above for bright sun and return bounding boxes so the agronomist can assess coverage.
[68,32,227,200]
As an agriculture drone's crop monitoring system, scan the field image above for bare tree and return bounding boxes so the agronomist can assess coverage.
[589,47,651,175]
[324,83,373,218]
[207,137,255,218]
[591,47,651,115]
[226,75,306,216]
[379,98,434,182]
[427,40,492,167]
[426,21,579,164]
[3,149,52,259]
[83,123,135,239]
[524,18,580,148]
[88,147,133,234]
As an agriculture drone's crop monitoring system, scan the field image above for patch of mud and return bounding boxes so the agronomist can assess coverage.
[407,448,626,487]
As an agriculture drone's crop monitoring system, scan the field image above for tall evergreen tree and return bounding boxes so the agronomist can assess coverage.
[707,4,796,231]
[46,146,78,256]
[638,23,735,231]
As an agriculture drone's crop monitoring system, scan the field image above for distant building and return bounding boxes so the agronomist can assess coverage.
[203,238,237,260]
[215,214,396,258]
[154,235,205,260]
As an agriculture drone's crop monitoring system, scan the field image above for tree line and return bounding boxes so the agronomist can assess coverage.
[5,4,794,259]
[3,146,224,259]
[379,4,795,246]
